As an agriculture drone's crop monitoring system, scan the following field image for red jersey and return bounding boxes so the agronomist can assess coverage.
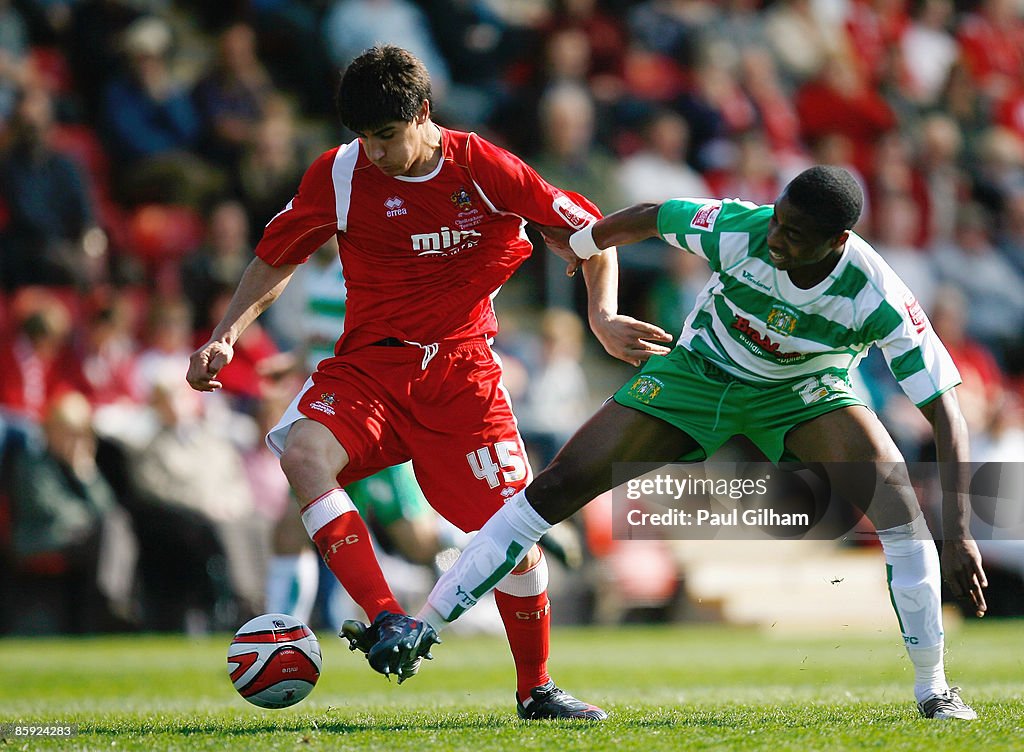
[255,127,601,353]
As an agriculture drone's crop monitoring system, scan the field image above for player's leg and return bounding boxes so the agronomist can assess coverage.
[417,347,711,633]
[394,342,636,714]
[416,400,697,629]
[784,406,976,719]
[278,418,404,623]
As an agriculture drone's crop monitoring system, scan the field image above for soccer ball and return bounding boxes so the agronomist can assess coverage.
[227,613,322,708]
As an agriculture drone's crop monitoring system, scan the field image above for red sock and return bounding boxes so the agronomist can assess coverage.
[495,589,552,701]
[302,489,402,622]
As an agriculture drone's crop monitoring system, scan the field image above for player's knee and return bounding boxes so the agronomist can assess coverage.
[280,440,337,497]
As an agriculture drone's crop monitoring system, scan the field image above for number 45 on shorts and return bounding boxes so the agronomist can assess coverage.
[467,441,527,489]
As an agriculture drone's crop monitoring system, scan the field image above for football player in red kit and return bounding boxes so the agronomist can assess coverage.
[187,45,671,720]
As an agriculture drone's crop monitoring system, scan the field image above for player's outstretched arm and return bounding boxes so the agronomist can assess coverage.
[919,388,988,617]
[186,257,297,392]
[580,250,672,367]
[538,203,672,366]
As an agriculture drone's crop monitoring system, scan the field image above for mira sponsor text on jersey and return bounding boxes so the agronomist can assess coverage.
[254,127,598,353]
[658,198,960,406]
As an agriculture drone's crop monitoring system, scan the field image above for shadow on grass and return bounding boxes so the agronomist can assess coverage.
[80,703,921,737]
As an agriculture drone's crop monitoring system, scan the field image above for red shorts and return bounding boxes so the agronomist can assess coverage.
[267,338,532,532]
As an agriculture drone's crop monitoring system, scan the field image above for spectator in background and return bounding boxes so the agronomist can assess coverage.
[617,108,709,205]
[516,308,591,465]
[928,284,1006,439]
[181,200,253,327]
[126,372,266,630]
[763,0,842,86]
[101,16,219,206]
[9,391,137,634]
[135,297,194,394]
[79,294,143,409]
[492,25,600,155]
[626,0,715,69]
[932,203,1024,356]
[676,60,756,171]
[545,0,628,104]
[102,17,199,164]
[915,113,968,248]
[705,130,783,208]
[66,0,143,121]
[531,81,622,308]
[0,87,101,290]
[0,290,87,421]
[970,127,1024,216]
[871,190,937,312]
[195,284,291,408]
[323,0,451,101]
[997,189,1024,275]
[795,51,897,175]
[901,0,958,109]
[193,22,279,170]
[956,0,1024,103]
[842,0,908,89]
[531,82,621,214]
[737,48,805,164]
[236,112,304,234]
[0,0,29,129]
[423,0,512,128]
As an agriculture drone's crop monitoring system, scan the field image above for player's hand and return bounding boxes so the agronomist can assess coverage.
[591,313,673,367]
[941,537,988,617]
[532,223,584,277]
[186,340,234,392]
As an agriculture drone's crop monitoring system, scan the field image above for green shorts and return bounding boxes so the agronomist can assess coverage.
[613,347,866,462]
[345,462,430,527]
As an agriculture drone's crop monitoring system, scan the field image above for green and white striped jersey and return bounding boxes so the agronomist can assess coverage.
[657,198,961,406]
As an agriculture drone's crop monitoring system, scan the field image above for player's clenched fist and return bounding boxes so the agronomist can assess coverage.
[186,340,234,392]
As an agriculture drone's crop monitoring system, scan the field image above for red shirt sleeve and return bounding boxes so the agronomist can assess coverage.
[465,133,604,228]
[254,149,340,267]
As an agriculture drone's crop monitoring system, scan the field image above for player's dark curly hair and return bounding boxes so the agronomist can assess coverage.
[785,166,864,238]
[336,45,432,135]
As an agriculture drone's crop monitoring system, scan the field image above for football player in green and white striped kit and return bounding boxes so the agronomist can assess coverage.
[380,166,988,720]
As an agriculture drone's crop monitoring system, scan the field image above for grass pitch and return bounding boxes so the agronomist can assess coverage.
[1,621,1022,751]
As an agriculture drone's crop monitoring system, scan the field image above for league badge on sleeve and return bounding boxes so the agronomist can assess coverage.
[690,201,722,232]
[553,195,596,230]
[903,292,927,334]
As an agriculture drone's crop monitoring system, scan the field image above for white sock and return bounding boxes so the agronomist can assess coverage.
[878,514,949,703]
[417,491,550,631]
[265,549,320,624]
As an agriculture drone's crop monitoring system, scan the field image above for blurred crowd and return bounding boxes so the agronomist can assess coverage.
[3,0,1024,634]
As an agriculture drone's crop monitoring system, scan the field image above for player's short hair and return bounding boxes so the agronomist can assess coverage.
[785,166,864,238]
[336,45,432,134]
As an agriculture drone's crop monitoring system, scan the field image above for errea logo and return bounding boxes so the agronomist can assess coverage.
[385,196,407,217]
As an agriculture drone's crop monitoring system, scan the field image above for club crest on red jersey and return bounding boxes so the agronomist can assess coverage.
[309,393,337,415]
[450,188,473,211]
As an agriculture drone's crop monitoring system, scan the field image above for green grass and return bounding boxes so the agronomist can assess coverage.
[1,621,1022,751]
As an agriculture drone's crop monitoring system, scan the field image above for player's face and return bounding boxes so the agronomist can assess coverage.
[766,192,848,272]
[359,104,435,178]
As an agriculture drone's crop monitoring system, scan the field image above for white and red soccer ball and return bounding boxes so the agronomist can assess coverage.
[227,613,322,708]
